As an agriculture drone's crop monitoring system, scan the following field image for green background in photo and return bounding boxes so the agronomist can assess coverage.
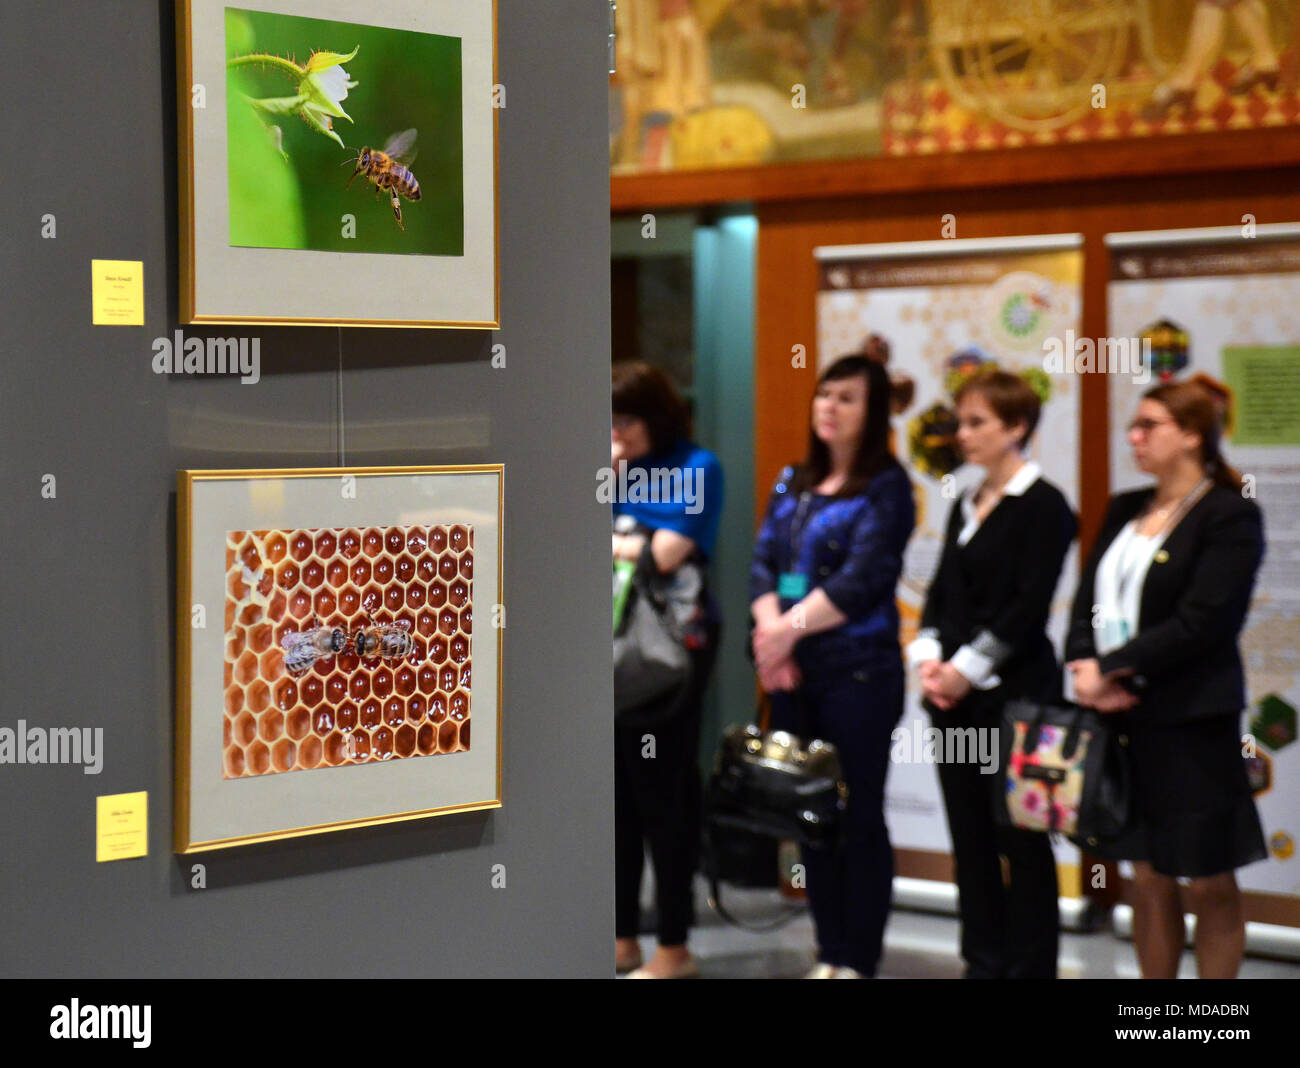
[225,6,464,256]
[1223,345,1300,446]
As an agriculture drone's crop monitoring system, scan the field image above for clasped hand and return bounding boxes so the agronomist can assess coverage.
[1066,658,1138,713]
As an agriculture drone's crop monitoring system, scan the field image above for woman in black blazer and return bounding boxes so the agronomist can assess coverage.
[909,371,1077,979]
[1067,381,1267,980]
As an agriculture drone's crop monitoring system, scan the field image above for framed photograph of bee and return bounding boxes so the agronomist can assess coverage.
[176,0,499,327]
[175,465,504,852]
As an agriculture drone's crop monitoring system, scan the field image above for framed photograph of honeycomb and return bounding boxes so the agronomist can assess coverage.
[176,465,502,852]
[177,0,498,327]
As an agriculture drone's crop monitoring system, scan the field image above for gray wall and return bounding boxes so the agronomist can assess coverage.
[0,0,613,977]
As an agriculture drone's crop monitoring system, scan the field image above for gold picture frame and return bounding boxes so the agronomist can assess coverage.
[176,0,500,327]
[175,465,504,852]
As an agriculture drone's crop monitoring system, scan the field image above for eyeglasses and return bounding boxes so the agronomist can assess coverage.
[1127,417,1175,436]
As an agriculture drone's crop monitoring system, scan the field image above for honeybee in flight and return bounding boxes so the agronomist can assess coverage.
[353,616,415,661]
[345,128,421,230]
[281,617,348,675]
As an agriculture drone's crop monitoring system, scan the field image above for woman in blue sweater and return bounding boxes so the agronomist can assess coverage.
[750,354,916,978]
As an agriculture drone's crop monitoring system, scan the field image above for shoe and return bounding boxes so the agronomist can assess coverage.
[626,957,700,979]
[803,963,838,979]
[615,949,643,975]
[1140,85,1195,122]
[1230,66,1280,95]
[833,966,866,978]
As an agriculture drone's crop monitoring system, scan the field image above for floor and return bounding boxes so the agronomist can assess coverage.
[623,879,1300,979]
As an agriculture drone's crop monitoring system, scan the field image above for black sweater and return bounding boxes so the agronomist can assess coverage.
[918,474,1077,701]
[1065,484,1265,723]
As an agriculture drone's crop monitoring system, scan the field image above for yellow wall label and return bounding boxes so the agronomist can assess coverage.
[96,791,147,862]
[91,259,144,326]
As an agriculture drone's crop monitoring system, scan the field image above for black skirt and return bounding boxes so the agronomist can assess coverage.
[1089,712,1267,878]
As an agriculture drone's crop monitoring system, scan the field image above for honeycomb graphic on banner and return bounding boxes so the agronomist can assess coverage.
[222,524,473,779]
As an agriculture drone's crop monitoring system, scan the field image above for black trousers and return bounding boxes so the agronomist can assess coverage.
[770,663,903,976]
[614,637,716,946]
[931,690,1059,979]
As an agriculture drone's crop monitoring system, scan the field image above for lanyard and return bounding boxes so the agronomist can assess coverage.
[788,492,816,562]
[1116,478,1210,603]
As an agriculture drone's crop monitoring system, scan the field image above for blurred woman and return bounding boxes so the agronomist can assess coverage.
[750,354,916,978]
[612,362,724,979]
[908,370,1077,979]
[1066,381,1266,979]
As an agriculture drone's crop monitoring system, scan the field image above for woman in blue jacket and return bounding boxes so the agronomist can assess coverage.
[750,354,916,978]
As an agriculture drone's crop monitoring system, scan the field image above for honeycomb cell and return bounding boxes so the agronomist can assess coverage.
[417,557,437,583]
[275,678,298,711]
[314,707,336,736]
[461,606,472,633]
[225,687,242,718]
[405,584,426,610]
[426,637,447,664]
[239,542,262,572]
[272,738,295,772]
[350,558,371,586]
[372,670,393,699]
[234,650,259,686]
[264,533,288,564]
[336,702,357,732]
[258,709,284,742]
[406,529,427,554]
[450,635,469,663]
[289,590,312,620]
[224,661,233,689]
[326,672,348,704]
[406,694,426,722]
[326,559,348,589]
[246,680,271,715]
[225,747,246,777]
[438,555,458,581]
[448,580,469,608]
[302,560,325,590]
[238,603,261,626]
[417,723,436,754]
[287,707,310,741]
[314,590,337,618]
[418,665,438,695]
[362,529,384,557]
[458,721,470,749]
[227,569,249,600]
[336,652,360,674]
[223,716,232,748]
[324,731,347,765]
[395,667,416,697]
[374,556,395,584]
[225,602,236,632]
[428,694,447,723]
[346,731,371,761]
[374,728,394,760]
[450,690,468,721]
[315,531,337,558]
[290,533,313,562]
[339,585,361,617]
[428,582,448,609]
[339,530,361,558]
[385,529,405,554]
[301,675,324,707]
[439,608,458,636]
[227,629,246,661]
[299,735,322,769]
[385,585,404,612]
[460,662,472,689]
[440,665,458,692]
[384,697,404,727]
[361,585,383,615]
[438,721,458,752]
[247,740,271,775]
[247,622,273,654]
[459,554,473,580]
[430,527,447,552]
[450,525,468,553]
[268,589,287,621]
[349,673,370,701]
[277,562,300,590]
[395,725,416,758]
[360,699,382,729]
[259,647,285,680]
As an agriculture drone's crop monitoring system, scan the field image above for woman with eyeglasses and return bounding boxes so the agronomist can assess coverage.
[1066,381,1267,979]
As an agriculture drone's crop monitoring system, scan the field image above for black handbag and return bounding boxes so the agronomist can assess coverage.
[998,699,1131,848]
[702,724,847,929]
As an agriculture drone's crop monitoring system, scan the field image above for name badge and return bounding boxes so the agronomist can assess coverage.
[778,572,808,600]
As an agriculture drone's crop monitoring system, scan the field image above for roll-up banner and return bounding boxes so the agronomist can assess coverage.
[1107,224,1300,916]
[816,235,1084,899]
